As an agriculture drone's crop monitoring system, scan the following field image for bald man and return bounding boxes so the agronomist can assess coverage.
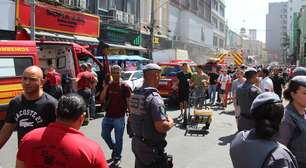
[0,66,58,149]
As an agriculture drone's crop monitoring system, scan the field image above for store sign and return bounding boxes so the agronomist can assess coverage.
[16,0,100,37]
[132,35,141,46]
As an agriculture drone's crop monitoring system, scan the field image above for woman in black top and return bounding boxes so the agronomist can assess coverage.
[176,63,191,126]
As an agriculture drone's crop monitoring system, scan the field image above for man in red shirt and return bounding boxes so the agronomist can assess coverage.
[99,65,131,167]
[16,93,108,168]
[76,64,97,120]
[45,66,63,99]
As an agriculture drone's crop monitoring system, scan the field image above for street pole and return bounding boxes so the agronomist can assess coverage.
[149,0,155,59]
[30,0,36,40]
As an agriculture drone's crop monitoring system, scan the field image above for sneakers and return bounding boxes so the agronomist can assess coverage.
[109,157,121,168]
[112,158,121,167]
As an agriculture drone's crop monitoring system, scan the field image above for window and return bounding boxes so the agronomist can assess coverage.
[201,27,205,41]
[181,0,189,8]
[219,22,224,32]
[212,16,218,29]
[0,57,33,78]
[99,0,108,10]
[78,56,101,73]
[219,39,224,48]
[109,0,124,10]
[132,71,143,80]
[212,0,218,11]
[127,0,136,14]
[191,0,198,10]
[213,36,218,47]
[220,6,224,17]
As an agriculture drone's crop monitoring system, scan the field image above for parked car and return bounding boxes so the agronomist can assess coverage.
[121,70,143,91]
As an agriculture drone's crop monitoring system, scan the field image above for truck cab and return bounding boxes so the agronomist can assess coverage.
[0,40,105,126]
[158,60,195,107]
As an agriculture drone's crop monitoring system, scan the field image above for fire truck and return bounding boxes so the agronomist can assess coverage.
[216,50,244,66]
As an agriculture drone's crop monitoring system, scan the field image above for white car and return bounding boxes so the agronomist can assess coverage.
[121,70,144,91]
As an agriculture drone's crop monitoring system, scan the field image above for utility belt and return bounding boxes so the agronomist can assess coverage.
[239,113,253,120]
[133,136,173,168]
[134,135,165,148]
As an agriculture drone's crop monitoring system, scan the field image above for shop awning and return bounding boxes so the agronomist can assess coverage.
[34,30,99,45]
[103,42,147,51]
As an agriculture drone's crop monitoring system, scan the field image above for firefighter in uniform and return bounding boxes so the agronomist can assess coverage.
[129,63,174,168]
[236,67,262,131]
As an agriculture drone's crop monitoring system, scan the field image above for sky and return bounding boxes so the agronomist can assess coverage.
[225,0,287,42]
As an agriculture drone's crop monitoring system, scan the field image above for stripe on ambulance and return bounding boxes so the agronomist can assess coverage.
[0,83,23,105]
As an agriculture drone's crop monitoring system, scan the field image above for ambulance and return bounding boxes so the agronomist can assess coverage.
[0,40,107,127]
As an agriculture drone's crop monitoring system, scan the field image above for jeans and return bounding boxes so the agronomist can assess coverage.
[208,84,217,104]
[101,117,125,159]
[194,87,205,109]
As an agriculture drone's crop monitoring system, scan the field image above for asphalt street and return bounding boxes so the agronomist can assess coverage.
[0,103,237,168]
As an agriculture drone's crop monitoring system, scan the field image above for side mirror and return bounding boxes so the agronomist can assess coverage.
[131,77,137,81]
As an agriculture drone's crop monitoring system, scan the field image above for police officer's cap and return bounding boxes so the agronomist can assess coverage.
[244,67,257,76]
[251,92,281,113]
[291,76,306,87]
[293,67,306,77]
[143,63,161,72]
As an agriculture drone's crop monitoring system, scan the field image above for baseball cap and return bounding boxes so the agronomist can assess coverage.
[143,63,161,72]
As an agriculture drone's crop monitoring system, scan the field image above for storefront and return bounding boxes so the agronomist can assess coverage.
[140,33,172,55]
[15,0,100,46]
[98,25,146,56]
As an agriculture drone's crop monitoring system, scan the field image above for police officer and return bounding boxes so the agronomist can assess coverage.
[129,63,174,168]
[275,76,306,167]
[230,92,297,168]
[236,67,262,131]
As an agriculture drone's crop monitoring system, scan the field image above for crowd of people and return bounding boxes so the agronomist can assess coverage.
[1,61,306,167]
[0,63,174,168]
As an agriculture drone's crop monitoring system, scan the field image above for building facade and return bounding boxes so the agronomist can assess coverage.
[296,6,306,65]
[167,0,214,64]
[16,0,100,46]
[242,39,268,64]
[97,0,145,56]
[0,0,16,40]
[211,0,226,50]
[140,0,171,55]
[226,29,242,49]
[266,2,288,63]
[287,0,306,60]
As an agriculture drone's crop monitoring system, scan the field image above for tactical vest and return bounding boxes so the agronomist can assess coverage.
[286,105,306,167]
[230,130,278,168]
[129,86,166,146]
[236,81,258,130]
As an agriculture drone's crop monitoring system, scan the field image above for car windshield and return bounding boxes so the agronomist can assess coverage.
[160,65,180,76]
[121,72,132,80]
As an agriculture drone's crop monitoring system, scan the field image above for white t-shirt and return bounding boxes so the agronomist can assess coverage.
[218,74,231,90]
[260,77,274,92]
